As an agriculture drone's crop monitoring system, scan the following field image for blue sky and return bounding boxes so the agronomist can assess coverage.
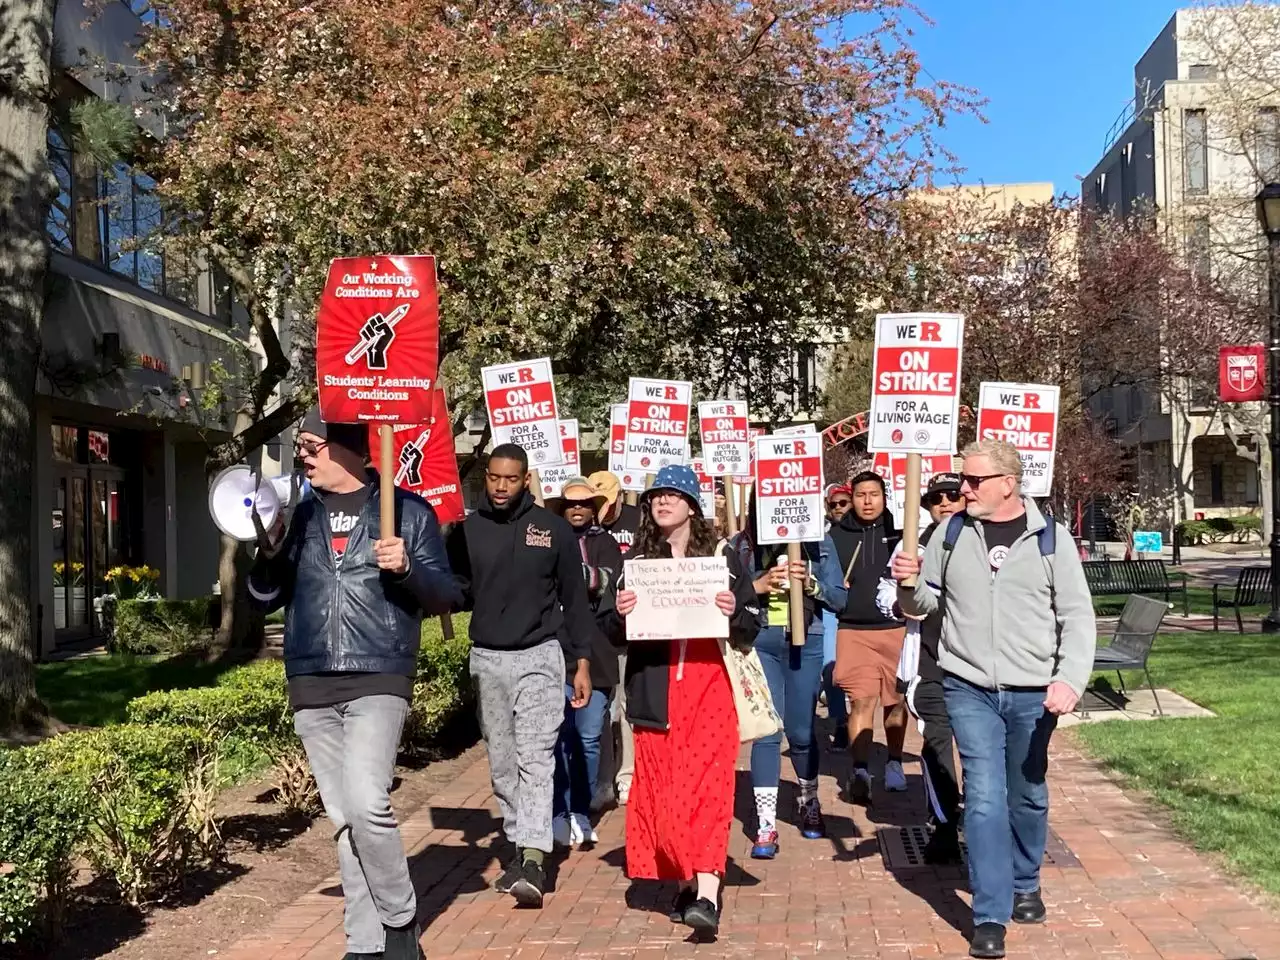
[909,0,1182,197]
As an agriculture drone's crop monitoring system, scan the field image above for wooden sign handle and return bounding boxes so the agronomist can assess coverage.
[530,468,545,507]
[787,541,805,646]
[900,452,922,588]
[379,425,395,540]
[724,479,739,536]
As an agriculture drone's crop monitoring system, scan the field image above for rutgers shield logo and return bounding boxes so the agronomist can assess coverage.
[1220,344,1266,402]
[1228,354,1259,393]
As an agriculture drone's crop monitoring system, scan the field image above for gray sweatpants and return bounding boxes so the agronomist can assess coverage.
[470,639,564,854]
[294,695,414,955]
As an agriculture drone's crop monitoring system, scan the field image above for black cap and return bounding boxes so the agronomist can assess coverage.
[927,472,962,495]
[297,408,369,458]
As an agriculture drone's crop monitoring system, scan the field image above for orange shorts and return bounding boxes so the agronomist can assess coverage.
[834,626,907,706]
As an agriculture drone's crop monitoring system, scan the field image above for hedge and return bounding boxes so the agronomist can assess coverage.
[111,597,213,655]
[1177,514,1262,545]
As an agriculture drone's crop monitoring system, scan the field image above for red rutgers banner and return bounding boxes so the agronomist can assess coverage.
[1219,344,1266,402]
[370,389,465,525]
[317,255,439,424]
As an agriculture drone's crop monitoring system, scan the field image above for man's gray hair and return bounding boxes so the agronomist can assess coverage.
[961,437,1024,484]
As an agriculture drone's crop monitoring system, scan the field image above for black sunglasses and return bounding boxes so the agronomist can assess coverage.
[960,473,1006,489]
[924,490,963,507]
[827,498,851,509]
[295,439,331,457]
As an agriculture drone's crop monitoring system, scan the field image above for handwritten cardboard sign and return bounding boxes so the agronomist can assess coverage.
[624,556,729,641]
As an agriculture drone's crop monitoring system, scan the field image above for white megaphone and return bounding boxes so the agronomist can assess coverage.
[208,465,282,542]
[267,473,297,509]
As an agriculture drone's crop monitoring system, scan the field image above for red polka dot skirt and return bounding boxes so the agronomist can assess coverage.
[625,637,739,881]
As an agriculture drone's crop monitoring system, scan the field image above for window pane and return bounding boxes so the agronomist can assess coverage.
[46,125,73,253]
[52,425,80,462]
[1185,109,1208,194]
[88,430,111,465]
[1259,108,1280,182]
[105,164,136,280]
[1187,216,1211,276]
[133,174,164,294]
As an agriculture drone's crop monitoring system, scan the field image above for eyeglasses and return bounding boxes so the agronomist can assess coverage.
[295,439,330,457]
[827,498,851,509]
[960,473,1006,489]
[923,490,963,507]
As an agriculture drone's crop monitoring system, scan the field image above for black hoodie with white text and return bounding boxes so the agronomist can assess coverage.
[829,510,901,629]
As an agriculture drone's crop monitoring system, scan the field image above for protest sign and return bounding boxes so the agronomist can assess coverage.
[538,420,580,500]
[691,459,718,518]
[624,377,692,472]
[697,400,750,476]
[609,403,645,492]
[868,312,964,456]
[316,255,439,426]
[877,453,955,526]
[754,434,824,545]
[371,388,465,526]
[976,382,1060,498]
[624,556,729,641]
[481,358,564,468]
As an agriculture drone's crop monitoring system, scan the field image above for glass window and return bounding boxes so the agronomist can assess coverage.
[1185,109,1209,195]
[105,163,137,280]
[47,125,73,253]
[1187,215,1211,277]
[1188,63,1218,80]
[52,425,80,462]
[133,174,164,295]
[1259,108,1280,182]
[88,430,111,465]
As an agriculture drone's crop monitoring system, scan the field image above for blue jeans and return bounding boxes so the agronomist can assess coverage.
[821,610,847,730]
[944,675,1058,927]
[750,625,825,787]
[553,685,610,818]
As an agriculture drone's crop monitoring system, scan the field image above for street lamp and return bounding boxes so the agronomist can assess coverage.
[1255,182,1280,631]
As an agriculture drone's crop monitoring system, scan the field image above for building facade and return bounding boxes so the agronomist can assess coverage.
[1082,7,1274,534]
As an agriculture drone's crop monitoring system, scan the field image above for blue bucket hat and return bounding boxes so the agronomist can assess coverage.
[642,464,703,515]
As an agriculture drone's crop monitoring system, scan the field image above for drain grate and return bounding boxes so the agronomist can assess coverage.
[879,824,1081,870]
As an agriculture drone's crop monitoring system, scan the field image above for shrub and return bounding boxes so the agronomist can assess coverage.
[1231,514,1263,542]
[15,725,209,906]
[0,757,89,945]
[112,597,212,655]
[404,615,473,755]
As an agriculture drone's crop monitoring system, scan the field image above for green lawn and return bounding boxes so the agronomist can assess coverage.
[36,654,233,727]
[1073,630,1280,895]
[1092,585,1268,619]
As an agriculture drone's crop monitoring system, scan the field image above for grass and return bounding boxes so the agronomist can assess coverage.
[1091,585,1268,619]
[1073,630,1280,895]
[36,654,233,727]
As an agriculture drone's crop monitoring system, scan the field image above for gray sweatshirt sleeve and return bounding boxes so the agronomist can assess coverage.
[1048,523,1098,696]
[898,529,945,618]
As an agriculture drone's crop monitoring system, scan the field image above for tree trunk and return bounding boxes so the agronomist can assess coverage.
[0,0,56,732]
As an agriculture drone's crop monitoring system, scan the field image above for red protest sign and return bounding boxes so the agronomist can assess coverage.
[481,358,564,467]
[976,382,1060,498]
[745,426,766,484]
[1219,344,1265,402]
[624,377,692,471]
[316,256,439,424]
[691,458,718,517]
[372,389,465,525]
[609,403,645,492]
[869,312,964,454]
[697,400,750,476]
[538,420,580,500]
[753,434,825,544]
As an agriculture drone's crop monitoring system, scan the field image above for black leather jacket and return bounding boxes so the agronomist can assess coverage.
[248,481,460,678]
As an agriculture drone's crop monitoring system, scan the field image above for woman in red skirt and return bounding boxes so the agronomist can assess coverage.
[612,465,761,939]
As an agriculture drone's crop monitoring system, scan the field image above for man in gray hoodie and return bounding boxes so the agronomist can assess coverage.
[891,439,1095,960]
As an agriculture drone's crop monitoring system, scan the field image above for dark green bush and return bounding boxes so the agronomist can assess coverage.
[0,756,89,944]
[112,597,212,655]
[1178,516,1263,545]
[404,615,473,755]
[17,724,209,906]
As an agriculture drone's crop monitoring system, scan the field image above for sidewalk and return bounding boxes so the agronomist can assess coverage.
[219,726,1280,960]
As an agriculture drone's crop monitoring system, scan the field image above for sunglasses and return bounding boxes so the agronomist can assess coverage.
[295,439,330,457]
[960,473,1007,489]
[924,490,963,507]
[827,498,851,509]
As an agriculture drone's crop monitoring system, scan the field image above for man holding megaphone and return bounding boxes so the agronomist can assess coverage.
[248,409,460,960]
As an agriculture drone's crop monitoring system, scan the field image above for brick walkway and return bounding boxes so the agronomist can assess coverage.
[220,723,1279,960]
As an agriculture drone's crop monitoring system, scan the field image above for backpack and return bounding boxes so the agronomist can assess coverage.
[939,513,1056,603]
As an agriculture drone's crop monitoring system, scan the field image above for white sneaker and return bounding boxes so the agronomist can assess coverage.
[884,760,908,792]
[552,814,573,847]
[570,812,598,844]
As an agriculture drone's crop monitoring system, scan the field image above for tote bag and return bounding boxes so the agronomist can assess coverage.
[715,540,782,742]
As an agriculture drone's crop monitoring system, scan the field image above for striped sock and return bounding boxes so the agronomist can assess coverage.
[754,787,778,835]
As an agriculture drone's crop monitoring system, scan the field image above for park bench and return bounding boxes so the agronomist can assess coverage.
[1081,559,1187,616]
[1084,593,1168,718]
[1212,566,1272,634]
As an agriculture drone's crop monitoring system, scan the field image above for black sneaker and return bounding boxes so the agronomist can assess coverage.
[969,922,1006,958]
[844,767,872,805]
[829,728,850,751]
[683,896,720,939]
[510,859,545,908]
[493,860,522,893]
[343,953,384,960]
[1012,889,1046,924]
[668,886,696,922]
[923,825,963,865]
[382,920,424,960]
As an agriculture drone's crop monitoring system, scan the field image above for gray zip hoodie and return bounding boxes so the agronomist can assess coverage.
[897,498,1096,695]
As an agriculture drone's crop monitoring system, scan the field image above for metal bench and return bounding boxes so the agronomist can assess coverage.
[1081,558,1188,616]
[1084,593,1168,718]
[1212,566,1272,633]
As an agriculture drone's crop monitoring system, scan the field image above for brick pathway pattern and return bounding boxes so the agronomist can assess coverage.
[220,724,1280,960]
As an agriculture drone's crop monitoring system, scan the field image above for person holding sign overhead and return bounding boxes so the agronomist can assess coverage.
[248,410,459,960]
[609,465,761,940]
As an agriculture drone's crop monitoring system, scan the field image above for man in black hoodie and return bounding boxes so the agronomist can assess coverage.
[446,444,596,908]
[828,471,906,805]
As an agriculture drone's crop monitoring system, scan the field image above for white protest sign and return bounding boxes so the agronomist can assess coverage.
[624,377,692,472]
[624,556,729,641]
[754,433,824,545]
[691,459,718,517]
[775,423,818,436]
[609,403,645,492]
[538,420,580,500]
[481,358,564,467]
[697,400,750,476]
[869,312,964,455]
[976,382,1060,498]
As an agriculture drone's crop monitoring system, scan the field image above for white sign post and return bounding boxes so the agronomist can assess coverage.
[976,382,1061,498]
[624,557,729,641]
[754,433,824,646]
[624,377,692,472]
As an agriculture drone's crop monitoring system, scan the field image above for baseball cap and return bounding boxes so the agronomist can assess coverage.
[826,484,852,502]
[927,472,962,495]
